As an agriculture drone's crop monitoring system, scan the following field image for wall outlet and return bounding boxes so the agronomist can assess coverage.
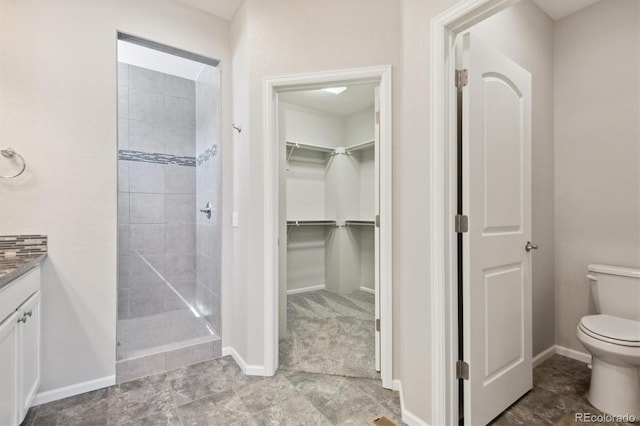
[232,211,239,228]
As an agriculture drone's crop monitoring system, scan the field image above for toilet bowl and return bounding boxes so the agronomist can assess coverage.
[576,264,640,419]
[577,315,640,418]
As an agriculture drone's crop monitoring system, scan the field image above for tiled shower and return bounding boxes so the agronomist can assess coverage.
[116,43,222,382]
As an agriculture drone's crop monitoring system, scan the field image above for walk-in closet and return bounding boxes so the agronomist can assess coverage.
[277,84,380,379]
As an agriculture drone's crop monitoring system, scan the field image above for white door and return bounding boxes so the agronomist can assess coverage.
[461,33,532,426]
[17,291,40,421]
[0,311,19,426]
[374,86,381,372]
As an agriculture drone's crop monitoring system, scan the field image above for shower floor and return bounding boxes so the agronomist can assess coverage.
[117,309,216,361]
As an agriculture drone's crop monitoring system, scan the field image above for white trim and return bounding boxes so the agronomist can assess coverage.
[31,375,115,407]
[360,286,376,295]
[555,345,591,364]
[222,346,267,376]
[286,284,326,295]
[394,380,431,426]
[264,65,394,388]
[532,345,556,367]
[429,1,521,424]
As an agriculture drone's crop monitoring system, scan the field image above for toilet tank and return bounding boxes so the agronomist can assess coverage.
[588,264,640,321]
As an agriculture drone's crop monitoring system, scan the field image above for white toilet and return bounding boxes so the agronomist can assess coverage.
[576,264,640,418]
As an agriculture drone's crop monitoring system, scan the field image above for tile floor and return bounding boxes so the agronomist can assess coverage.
[490,354,640,425]
[279,290,378,380]
[22,353,640,426]
[22,356,403,426]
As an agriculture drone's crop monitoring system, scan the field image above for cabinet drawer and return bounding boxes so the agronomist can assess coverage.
[0,267,40,323]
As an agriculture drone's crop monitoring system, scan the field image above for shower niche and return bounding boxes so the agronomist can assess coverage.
[116,35,222,382]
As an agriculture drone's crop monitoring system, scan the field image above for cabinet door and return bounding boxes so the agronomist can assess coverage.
[17,291,40,422]
[0,311,19,426]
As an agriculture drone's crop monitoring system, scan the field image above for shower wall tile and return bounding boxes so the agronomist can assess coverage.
[166,194,196,224]
[118,85,129,118]
[165,126,195,157]
[129,89,164,124]
[118,288,130,320]
[129,286,166,317]
[130,224,166,254]
[165,280,196,311]
[118,62,128,87]
[166,224,196,254]
[129,162,165,193]
[118,193,129,225]
[118,225,130,257]
[116,351,166,384]
[165,95,195,129]
[118,161,129,192]
[129,119,164,153]
[165,165,195,194]
[165,253,196,282]
[129,65,164,94]
[130,193,165,224]
[118,118,129,149]
[165,74,195,100]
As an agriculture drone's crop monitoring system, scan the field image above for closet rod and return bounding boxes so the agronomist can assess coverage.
[286,141,335,153]
[345,140,375,154]
[287,220,338,227]
[344,220,375,227]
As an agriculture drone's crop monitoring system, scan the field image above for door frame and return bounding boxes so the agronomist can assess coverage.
[263,65,393,389]
[429,0,521,424]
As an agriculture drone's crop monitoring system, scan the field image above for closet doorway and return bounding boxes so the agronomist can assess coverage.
[263,66,392,389]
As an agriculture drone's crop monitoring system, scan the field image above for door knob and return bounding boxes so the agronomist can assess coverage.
[525,241,539,252]
[200,202,212,219]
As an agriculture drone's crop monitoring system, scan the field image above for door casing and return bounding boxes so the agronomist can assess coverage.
[429,0,523,424]
[263,65,393,389]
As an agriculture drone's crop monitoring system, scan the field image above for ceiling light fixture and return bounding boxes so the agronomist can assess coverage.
[321,86,347,95]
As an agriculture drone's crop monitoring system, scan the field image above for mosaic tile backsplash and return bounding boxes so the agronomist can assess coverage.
[196,144,217,166]
[118,150,196,167]
[0,235,48,256]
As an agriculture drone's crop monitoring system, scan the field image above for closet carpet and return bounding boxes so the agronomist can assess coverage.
[279,289,379,380]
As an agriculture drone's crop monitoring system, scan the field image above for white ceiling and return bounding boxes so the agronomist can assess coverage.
[531,0,600,20]
[117,40,206,81]
[175,0,243,21]
[279,84,376,117]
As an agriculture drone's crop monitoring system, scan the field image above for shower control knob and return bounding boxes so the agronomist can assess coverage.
[200,202,212,219]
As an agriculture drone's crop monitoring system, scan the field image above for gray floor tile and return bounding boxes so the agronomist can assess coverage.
[235,374,299,414]
[177,389,256,426]
[108,374,175,424]
[251,394,332,426]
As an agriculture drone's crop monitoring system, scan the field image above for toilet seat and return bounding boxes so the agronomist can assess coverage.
[579,315,640,347]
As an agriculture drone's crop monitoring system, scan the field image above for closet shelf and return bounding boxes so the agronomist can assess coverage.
[286,141,335,154]
[287,220,338,227]
[345,220,375,227]
[345,140,375,154]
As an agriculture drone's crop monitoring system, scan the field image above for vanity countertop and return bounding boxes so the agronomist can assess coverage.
[0,253,47,290]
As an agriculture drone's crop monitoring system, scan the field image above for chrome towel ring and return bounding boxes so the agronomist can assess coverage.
[0,147,26,178]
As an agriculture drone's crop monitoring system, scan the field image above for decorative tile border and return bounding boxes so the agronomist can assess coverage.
[0,235,48,256]
[118,150,196,167]
[196,145,218,166]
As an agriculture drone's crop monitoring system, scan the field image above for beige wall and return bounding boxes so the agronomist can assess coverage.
[0,0,232,392]
[553,0,640,353]
[470,0,556,356]
[229,0,402,370]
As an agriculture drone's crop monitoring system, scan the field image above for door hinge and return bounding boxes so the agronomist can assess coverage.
[375,214,380,228]
[456,360,469,380]
[455,69,468,89]
[375,318,380,332]
[375,111,380,125]
[455,214,468,233]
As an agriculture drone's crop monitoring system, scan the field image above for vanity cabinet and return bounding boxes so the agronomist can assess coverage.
[0,266,41,426]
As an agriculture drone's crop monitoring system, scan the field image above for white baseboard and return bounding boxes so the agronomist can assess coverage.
[532,345,556,367]
[222,346,267,376]
[393,379,430,426]
[555,345,591,364]
[359,286,375,295]
[31,375,115,407]
[286,284,325,295]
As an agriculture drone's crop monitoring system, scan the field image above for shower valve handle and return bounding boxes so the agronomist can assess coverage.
[200,202,212,219]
